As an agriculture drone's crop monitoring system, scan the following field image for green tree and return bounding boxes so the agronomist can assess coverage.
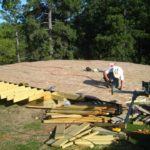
[1,0,25,62]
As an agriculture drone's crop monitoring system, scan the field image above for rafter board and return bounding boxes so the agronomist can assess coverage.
[55,124,65,140]
[28,91,45,101]
[13,89,39,102]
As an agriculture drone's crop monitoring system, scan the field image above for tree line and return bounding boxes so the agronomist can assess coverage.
[0,0,150,64]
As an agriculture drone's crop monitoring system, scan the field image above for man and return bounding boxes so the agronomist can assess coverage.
[103,63,124,90]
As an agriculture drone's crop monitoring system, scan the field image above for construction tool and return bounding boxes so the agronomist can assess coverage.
[111,81,150,128]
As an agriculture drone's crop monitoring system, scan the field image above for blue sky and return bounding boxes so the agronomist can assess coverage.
[0,0,27,23]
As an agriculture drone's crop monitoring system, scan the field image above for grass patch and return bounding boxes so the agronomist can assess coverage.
[126,123,150,132]
[24,120,42,131]
[16,140,42,150]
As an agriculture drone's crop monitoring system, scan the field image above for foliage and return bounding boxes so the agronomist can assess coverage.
[0,0,150,64]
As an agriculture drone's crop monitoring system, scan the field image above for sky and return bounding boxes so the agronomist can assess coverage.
[0,0,27,23]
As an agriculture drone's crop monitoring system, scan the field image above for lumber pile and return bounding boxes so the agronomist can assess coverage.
[42,104,120,123]
[45,123,118,149]
[129,104,150,125]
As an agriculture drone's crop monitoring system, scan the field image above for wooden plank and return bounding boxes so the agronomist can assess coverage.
[0,84,20,91]
[47,109,103,115]
[92,127,116,135]
[74,139,94,148]
[66,123,90,138]
[83,139,113,145]
[6,86,31,100]
[82,131,99,139]
[26,99,56,109]
[46,113,82,118]
[51,94,65,101]
[51,91,82,101]
[43,116,103,123]
[51,105,107,110]
[28,90,45,101]
[52,123,90,147]
[51,138,68,147]
[86,135,114,140]
[55,124,65,140]
[13,88,38,102]
[51,124,80,147]
[65,124,79,134]
[69,128,93,141]
[61,141,73,149]
[43,91,52,100]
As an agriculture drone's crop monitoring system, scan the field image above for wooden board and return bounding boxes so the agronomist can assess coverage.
[55,124,65,140]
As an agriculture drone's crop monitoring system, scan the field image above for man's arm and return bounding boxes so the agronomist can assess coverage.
[118,80,124,90]
[103,71,110,82]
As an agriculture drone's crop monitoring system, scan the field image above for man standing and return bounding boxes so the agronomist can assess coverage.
[103,63,124,90]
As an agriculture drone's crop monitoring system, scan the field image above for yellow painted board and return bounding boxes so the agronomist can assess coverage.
[28,90,45,101]
[0,84,18,91]
[13,89,38,102]
[4,86,31,100]
[43,91,52,100]
[0,86,31,97]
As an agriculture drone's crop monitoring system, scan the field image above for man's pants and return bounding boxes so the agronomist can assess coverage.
[107,72,119,88]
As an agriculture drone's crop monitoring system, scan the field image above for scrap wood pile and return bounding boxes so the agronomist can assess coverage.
[38,94,123,124]
[45,123,119,149]
[126,96,150,125]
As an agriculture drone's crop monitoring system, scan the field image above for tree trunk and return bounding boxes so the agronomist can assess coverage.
[16,31,20,63]
[48,3,53,55]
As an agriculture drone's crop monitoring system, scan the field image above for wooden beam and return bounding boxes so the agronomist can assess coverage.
[47,113,83,118]
[43,116,103,123]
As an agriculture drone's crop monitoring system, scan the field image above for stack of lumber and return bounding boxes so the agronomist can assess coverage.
[46,123,117,149]
[126,96,150,106]
[42,105,117,123]
[130,104,150,125]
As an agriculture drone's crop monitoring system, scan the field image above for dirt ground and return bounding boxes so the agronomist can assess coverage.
[0,60,150,105]
[0,60,149,149]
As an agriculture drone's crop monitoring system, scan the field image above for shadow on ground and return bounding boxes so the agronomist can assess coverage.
[83,78,109,89]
